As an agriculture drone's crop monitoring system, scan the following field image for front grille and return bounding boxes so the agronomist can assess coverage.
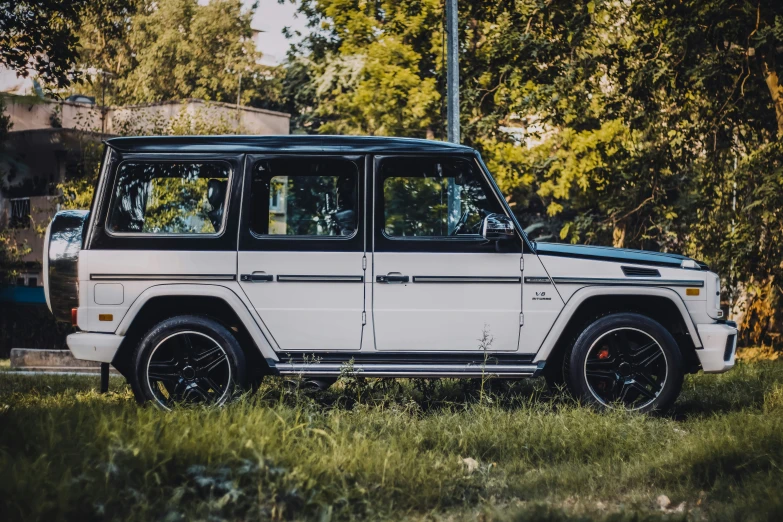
[621,266,661,277]
[724,334,737,362]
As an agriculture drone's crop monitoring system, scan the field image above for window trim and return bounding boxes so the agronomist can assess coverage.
[247,156,361,242]
[103,158,234,239]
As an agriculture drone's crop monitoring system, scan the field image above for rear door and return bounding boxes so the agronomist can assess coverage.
[237,155,367,351]
[371,155,523,351]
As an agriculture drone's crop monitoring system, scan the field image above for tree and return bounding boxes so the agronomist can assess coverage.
[284,0,443,136]
[286,0,783,344]
[0,0,137,91]
[74,0,280,108]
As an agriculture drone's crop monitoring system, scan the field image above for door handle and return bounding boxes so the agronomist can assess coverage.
[240,273,273,282]
[377,272,409,283]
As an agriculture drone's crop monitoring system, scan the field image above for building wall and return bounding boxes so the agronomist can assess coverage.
[108,99,290,135]
[4,96,103,132]
[4,96,290,136]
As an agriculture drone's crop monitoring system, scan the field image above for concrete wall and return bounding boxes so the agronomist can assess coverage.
[108,99,290,135]
[5,96,103,132]
[4,96,290,136]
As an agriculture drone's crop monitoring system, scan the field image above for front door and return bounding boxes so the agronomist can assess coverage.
[371,155,523,352]
[237,155,366,351]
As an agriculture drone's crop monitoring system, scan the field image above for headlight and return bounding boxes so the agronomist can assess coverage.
[706,272,723,319]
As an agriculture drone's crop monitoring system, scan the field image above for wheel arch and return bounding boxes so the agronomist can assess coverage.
[534,287,702,373]
[111,284,278,381]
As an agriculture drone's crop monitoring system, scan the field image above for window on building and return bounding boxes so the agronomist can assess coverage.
[250,158,358,237]
[107,162,231,234]
[15,273,40,287]
[9,198,31,229]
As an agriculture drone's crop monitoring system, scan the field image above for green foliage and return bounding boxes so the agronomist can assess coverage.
[3,362,783,520]
[285,0,443,135]
[286,0,783,342]
[72,0,284,110]
[1,0,89,90]
[0,96,28,283]
[0,0,137,92]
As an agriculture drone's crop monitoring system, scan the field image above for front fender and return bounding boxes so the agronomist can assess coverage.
[533,286,702,363]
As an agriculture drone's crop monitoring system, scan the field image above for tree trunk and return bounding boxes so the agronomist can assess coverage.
[762,61,783,138]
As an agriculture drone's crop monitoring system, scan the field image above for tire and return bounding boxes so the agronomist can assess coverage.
[565,313,683,413]
[131,315,247,410]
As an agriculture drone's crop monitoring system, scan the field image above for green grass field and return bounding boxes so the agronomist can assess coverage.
[2,360,783,521]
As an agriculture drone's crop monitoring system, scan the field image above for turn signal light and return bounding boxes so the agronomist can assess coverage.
[686,288,700,296]
[71,308,78,326]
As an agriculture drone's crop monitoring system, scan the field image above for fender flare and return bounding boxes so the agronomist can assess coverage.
[115,283,279,362]
[533,286,702,363]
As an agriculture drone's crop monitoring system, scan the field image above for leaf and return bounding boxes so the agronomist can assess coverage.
[560,222,572,240]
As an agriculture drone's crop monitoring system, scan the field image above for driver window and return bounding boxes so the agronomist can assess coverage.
[381,157,501,238]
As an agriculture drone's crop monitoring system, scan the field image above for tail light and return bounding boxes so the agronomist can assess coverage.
[71,308,78,327]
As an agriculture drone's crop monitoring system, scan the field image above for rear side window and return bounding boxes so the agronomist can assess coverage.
[250,158,359,237]
[107,162,231,235]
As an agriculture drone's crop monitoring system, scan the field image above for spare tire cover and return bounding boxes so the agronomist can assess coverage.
[45,210,90,322]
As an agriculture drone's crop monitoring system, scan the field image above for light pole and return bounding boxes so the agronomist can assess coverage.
[236,72,242,127]
[446,0,459,144]
[445,0,461,233]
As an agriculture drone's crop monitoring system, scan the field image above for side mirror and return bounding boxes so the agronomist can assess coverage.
[481,213,516,241]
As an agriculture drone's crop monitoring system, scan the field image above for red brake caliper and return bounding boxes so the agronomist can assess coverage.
[595,349,611,390]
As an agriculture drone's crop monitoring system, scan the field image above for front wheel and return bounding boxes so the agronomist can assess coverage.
[132,315,247,410]
[566,313,683,413]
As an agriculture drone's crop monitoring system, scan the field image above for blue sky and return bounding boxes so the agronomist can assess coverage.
[245,0,310,64]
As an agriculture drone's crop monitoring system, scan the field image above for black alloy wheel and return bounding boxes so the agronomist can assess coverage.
[132,315,247,410]
[583,327,667,410]
[567,313,684,413]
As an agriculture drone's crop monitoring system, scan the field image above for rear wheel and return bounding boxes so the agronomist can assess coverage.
[132,315,247,410]
[566,313,683,413]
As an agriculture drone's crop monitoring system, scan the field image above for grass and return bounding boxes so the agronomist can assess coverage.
[2,360,783,521]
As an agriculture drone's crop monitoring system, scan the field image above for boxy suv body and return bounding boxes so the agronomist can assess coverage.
[44,136,737,411]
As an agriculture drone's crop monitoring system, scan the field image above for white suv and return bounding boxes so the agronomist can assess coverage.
[44,136,737,412]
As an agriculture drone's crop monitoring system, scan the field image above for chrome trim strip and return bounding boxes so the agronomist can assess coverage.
[524,276,552,284]
[90,274,236,281]
[275,362,541,378]
[276,275,364,283]
[412,276,521,283]
[538,277,704,287]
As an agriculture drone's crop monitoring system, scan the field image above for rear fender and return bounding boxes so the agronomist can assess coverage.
[116,284,279,362]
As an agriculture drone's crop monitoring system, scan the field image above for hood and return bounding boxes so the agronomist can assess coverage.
[533,242,708,270]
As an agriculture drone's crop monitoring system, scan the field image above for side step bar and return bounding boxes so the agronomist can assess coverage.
[273,362,545,378]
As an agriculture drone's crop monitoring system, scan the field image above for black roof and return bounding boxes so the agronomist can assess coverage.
[105,135,476,154]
